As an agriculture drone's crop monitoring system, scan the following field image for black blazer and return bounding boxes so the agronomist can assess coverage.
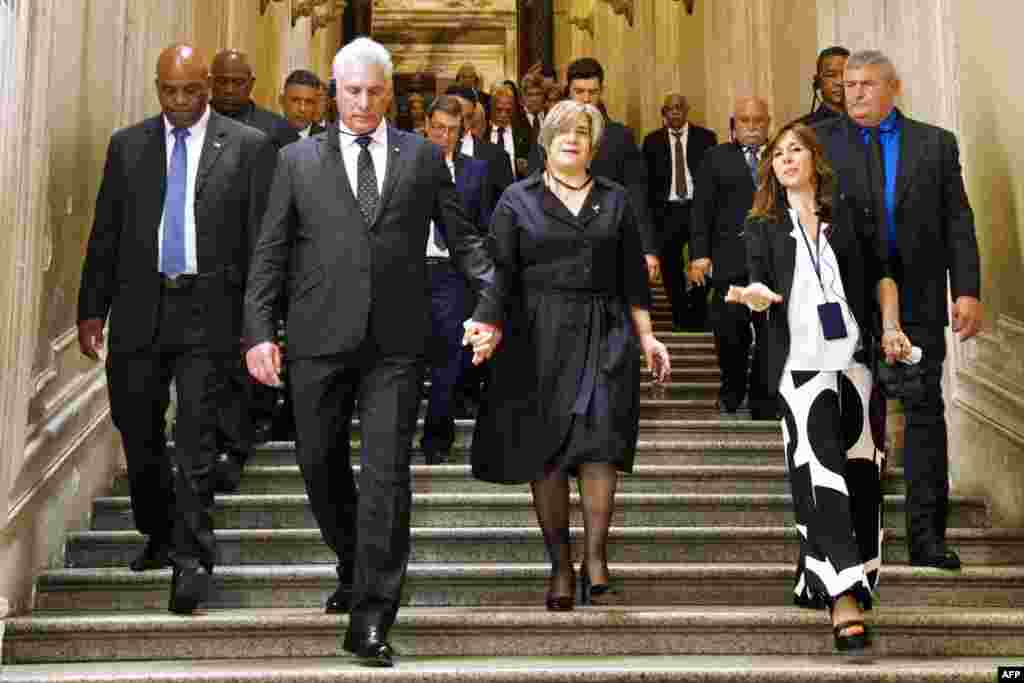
[485,123,531,178]
[690,142,757,282]
[642,124,718,206]
[78,111,278,353]
[814,112,980,336]
[744,205,885,391]
[466,134,514,214]
[244,124,504,360]
[233,101,300,149]
[528,118,655,254]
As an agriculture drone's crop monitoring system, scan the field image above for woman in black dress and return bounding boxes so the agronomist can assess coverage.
[472,101,671,610]
[727,122,913,651]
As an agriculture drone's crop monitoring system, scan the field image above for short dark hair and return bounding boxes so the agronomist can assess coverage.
[444,85,478,103]
[284,69,323,90]
[566,58,604,86]
[427,94,464,120]
[816,46,850,74]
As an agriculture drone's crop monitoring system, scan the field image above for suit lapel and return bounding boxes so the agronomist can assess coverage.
[371,125,410,229]
[142,116,168,260]
[775,218,797,304]
[894,115,921,208]
[195,112,229,200]
[323,123,362,222]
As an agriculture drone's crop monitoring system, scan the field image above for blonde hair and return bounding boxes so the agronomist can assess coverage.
[538,100,604,156]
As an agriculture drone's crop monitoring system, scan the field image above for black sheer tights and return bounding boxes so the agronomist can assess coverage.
[578,462,618,586]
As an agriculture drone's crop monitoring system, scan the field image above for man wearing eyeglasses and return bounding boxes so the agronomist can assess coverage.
[420,95,494,464]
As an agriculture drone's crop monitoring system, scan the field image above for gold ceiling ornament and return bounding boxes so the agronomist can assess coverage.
[312,0,347,33]
[293,0,331,26]
[671,0,696,15]
[600,0,633,26]
[260,0,285,15]
[567,8,594,38]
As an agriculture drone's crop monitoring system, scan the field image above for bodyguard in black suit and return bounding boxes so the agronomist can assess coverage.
[691,97,775,417]
[77,44,277,613]
[815,51,982,570]
[280,68,326,140]
[794,46,849,128]
[210,49,299,150]
[244,39,504,667]
[447,86,515,201]
[642,94,717,329]
[487,85,532,179]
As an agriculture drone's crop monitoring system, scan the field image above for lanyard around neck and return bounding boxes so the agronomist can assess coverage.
[796,214,827,299]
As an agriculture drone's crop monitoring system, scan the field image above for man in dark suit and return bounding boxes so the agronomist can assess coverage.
[816,50,982,570]
[280,69,327,139]
[795,46,849,127]
[643,93,717,330]
[244,38,504,667]
[447,86,514,207]
[420,95,494,463]
[528,57,659,281]
[77,44,277,614]
[691,96,775,418]
[456,63,491,116]
[520,72,546,145]
[486,84,532,180]
[210,49,299,149]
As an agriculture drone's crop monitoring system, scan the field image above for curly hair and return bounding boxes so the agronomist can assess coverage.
[748,122,836,224]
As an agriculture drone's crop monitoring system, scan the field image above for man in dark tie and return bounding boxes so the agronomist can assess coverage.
[642,93,717,330]
[455,62,491,116]
[816,50,982,570]
[795,46,849,127]
[280,69,326,139]
[520,73,546,144]
[690,96,775,418]
[77,44,277,613]
[486,84,531,179]
[447,85,515,210]
[420,95,494,464]
[210,49,299,150]
[244,38,504,667]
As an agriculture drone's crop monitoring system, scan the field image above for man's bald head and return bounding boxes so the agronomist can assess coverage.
[661,93,690,130]
[210,49,256,116]
[733,96,771,147]
[154,43,210,129]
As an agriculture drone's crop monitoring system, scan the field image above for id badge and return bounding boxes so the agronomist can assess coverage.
[818,301,848,340]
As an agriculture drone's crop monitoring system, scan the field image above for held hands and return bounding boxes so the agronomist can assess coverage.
[77,318,106,361]
[645,255,662,284]
[688,258,712,287]
[246,341,283,387]
[952,296,983,341]
[881,328,915,364]
[462,320,503,365]
[725,283,783,312]
[641,333,672,384]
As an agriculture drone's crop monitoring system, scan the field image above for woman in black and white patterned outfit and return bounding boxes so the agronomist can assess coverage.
[728,121,913,652]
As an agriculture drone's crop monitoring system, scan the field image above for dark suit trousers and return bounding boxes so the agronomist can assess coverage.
[900,325,950,554]
[709,276,753,406]
[654,201,707,329]
[289,343,420,636]
[422,260,473,452]
[106,285,230,571]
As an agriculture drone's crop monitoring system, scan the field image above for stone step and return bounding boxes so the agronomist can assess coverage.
[108,465,907,497]
[65,525,1019,570]
[7,656,1020,683]
[7,606,1024,662]
[34,563,1024,612]
[640,352,719,368]
[89,492,989,531]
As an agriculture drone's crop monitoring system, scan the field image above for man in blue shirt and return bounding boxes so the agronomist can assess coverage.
[815,50,982,571]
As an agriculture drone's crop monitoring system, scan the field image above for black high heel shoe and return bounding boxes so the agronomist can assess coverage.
[579,564,618,606]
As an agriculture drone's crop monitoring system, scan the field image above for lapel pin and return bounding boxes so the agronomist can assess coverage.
[213,141,223,148]
[593,204,600,212]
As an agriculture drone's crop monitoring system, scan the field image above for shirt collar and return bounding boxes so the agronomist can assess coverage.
[338,119,387,148]
[857,107,901,137]
[668,123,689,137]
[163,105,211,138]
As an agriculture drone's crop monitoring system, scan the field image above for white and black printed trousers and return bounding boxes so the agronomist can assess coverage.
[779,361,885,610]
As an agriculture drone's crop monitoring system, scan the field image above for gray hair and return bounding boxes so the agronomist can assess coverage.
[538,100,605,157]
[846,49,899,81]
[333,37,394,83]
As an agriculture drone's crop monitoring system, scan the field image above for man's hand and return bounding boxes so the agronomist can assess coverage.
[724,282,783,312]
[688,257,712,287]
[463,320,503,365]
[952,296,983,341]
[77,318,106,361]
[645,255,661,283]
[246,341,283,387]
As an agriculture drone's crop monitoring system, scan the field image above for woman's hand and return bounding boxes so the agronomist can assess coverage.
[463,320,503,365]
[724,282,783,312]
[881,328,913,364]
[640,333,671,384]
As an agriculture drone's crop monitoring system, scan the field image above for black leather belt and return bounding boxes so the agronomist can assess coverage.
[665,199,693,207]
[160,271,223,290]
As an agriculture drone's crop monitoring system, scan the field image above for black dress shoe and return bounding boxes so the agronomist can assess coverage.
[213,452,244,493]
[129,539,172,572]
[910,547,961,570]
[168,565,211,615]
[325,583,351,614]
[345,626,395,667]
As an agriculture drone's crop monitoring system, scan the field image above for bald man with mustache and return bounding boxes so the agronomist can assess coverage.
[77,43,277,615]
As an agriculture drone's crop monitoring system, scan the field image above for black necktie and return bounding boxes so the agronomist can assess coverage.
[355,136,379,225]
[495,126,505,146]
[867,127,893,260]
[671,131,687,199]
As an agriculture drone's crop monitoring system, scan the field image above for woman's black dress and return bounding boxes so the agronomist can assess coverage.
[471,172,651,484]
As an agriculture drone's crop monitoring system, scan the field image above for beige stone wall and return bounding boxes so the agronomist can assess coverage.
[0,0,339,614]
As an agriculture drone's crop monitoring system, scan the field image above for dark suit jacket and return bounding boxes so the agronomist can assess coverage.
[231,101,300,149]
[485,123,531,178]
[453,152,493,233]
[78,111,278,353]
[793,104,842,128]
[528,118,655,254]
[691,142,757,282]
[244,124,504,360]
[467,134,514,216]
[814,111,980,334]
[642,124,718,207]
[308,122,327,137]
[744,205,885,391]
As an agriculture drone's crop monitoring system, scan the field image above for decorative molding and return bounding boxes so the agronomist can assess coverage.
[953,315,1024,444]
[567,8,593,37]
[293,0,330,26]
[260,0,285,15]
[671,0,696,15]
[599,0,633,26]
[312,0,346,33]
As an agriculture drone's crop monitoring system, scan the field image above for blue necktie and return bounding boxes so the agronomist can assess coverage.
[744,145,759,183]
[160,127,190,276]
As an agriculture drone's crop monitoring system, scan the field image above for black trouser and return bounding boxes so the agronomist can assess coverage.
[900,325,950,556]
[106,285,231,571]
[709,276,753,406]
[289,343,420,639]
[655,201,707,329]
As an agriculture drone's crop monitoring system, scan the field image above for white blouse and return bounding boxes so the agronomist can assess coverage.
[783,208,861,372]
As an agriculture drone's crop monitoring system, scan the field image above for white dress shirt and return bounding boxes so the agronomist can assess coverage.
[426,158,456,259]
[460,134,475,158]
[339,119,388,197]
[525,111,543,130]
[667,123,694,202]
[157,105,210,274]
[490,125,516,175]
[783,209,861,372]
